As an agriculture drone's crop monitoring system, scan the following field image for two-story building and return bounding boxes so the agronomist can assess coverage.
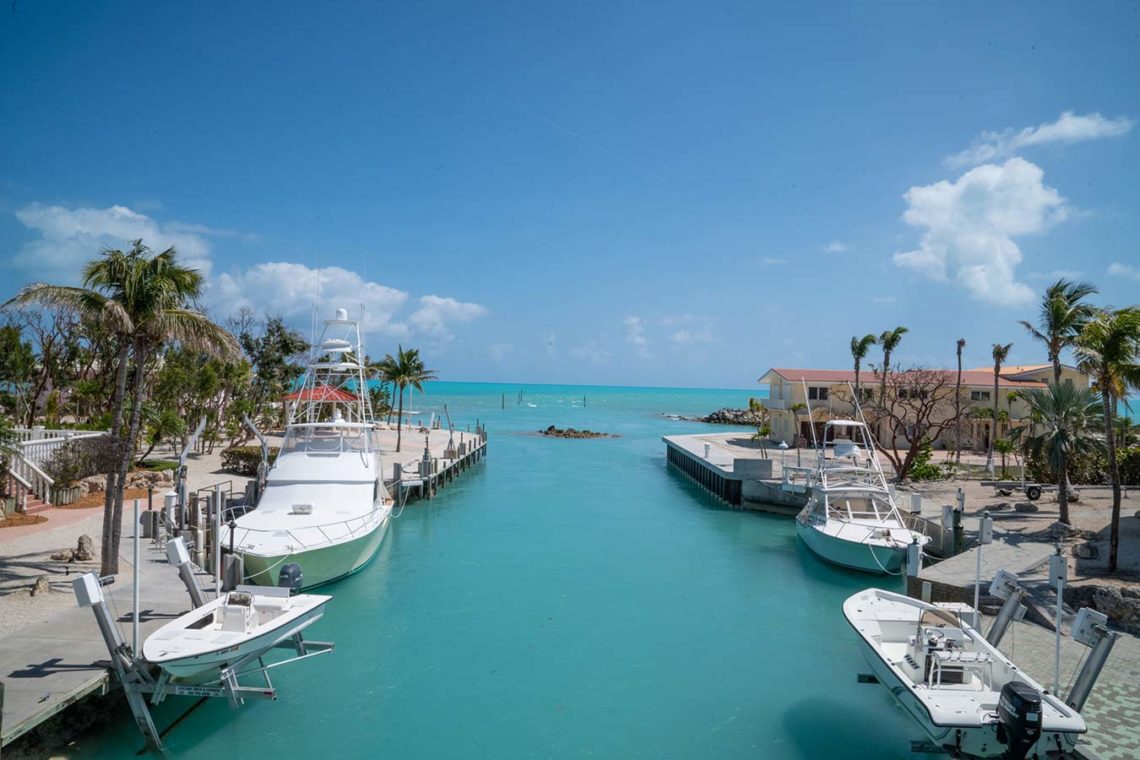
[756,363,1088,451]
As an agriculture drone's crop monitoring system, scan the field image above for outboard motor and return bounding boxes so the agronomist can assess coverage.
[997,681,1043,760]
[277,563,304,595]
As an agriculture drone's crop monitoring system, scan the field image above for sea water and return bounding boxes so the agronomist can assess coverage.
[72,383,924,759]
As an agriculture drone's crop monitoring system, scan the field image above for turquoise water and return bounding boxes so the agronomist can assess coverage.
[74,383,922,759]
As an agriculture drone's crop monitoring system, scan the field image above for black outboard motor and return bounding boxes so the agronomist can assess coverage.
[278,563,304,595]
[997,681,1043,760]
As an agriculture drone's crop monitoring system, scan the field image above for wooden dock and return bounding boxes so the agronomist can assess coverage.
[387,427,488,503]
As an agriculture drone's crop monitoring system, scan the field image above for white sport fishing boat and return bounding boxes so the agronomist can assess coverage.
[844,588,1086,758]
[794,412,929,573]
[143,586,331,679]
[232,308,392,589]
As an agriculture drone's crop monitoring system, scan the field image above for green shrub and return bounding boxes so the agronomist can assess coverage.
[907,440,945,481]
[221,445,279,476]
[135,459,179,472]
[42,437,117,485]
[1025,445,1140,486]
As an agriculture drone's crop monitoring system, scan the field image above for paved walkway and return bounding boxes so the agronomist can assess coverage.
[987,614,1140,760]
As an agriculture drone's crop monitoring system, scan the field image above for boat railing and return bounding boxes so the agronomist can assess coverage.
[236,509,384,552]
[781,465,813,493]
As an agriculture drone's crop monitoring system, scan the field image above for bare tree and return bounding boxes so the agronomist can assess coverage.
[840,366,968,481]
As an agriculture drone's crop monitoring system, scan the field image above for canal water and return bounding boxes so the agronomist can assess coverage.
[74,383,922,759]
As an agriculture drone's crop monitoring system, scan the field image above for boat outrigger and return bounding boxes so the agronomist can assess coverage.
[231,308,392,589]
[794,409,929,573]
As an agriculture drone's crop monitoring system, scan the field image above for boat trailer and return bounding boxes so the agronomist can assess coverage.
[71,538,333,753]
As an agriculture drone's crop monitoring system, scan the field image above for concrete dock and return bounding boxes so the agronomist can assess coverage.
[0,423,488,752]
[0,528,196,750]
[663,432,808,514]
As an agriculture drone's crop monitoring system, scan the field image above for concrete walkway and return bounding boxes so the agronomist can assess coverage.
[0,523,195,748]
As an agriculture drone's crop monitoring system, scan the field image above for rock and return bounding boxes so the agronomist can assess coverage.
[538,425,615,439]
[1050,521,1081,540]
[50,549,76,562]
[1072,543,1098,559]
[1122,587,1140,600]
[30,575,52,596]
[1092,587,1140,629]
[990,502,1011,511]
[76,534,95,561]
[700,408,768,425]
[1014,502,1038,513]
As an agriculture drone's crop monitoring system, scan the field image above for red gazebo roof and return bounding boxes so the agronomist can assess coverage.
[283,385,356,402]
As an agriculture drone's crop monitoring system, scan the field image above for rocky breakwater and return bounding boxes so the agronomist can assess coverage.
[666,408,766,425]
[538,425,617,439]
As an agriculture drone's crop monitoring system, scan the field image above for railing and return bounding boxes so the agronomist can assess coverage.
[6,453,55,507]
[17,428,106,465]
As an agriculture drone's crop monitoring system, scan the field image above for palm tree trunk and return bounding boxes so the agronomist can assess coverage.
[396,385,404,452]
[100,339,131,576]
[987,369,998,474]
[954,352,963,464]
[1050,353,1078,502]
[854,360,861,400]
[108,346,148,574]
[1105,390,1121,570]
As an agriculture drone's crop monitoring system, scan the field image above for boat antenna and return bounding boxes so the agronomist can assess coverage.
[800,378,820,451]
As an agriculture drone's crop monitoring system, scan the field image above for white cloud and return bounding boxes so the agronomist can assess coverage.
[824,240,847,254]
[570,340,611,364]
[946,111,1133,168]
[210,262,411,335]
[670,328,714,345]
[12,203,216,279]
[893,158,1066,306]
[871,296,896,304]
[488,342,513,361]
[623,315,651,358]
[408,295,488,339]
[1108,262,1140,281]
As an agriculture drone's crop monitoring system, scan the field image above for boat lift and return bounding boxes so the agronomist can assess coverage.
[71,537,333,753]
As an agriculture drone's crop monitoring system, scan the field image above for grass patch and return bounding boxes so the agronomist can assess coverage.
[0,513,48,529]
[135,459,179,472]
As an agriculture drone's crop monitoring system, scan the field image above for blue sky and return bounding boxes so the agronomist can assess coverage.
[2,2,1138,388]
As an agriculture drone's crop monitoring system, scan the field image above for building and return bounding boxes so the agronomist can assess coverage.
[756,364,1088,451]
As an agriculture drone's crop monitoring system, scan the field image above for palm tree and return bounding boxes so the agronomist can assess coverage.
[993,438,1015,478]
[1019,278,1099,502]
[986,342,1013,475]
[878,326,908,404]
[376,345,437,452]
[1020,278,1099,383]
[6,242,236,574]
[1015,381,1105,525]
[1074,306,1140,570]
[850,334,877,401]
[954,338,966,463]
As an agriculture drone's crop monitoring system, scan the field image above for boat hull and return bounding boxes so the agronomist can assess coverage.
[147,600,329,680]
[796,518,905,574]
[240,513,389,589]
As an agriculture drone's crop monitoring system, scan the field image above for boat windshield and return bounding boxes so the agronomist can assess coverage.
[280,424,374,456]
[826,492,896,522]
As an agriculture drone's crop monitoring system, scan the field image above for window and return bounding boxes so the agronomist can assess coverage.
[808,386,829,401]
[971,390,991,401]
[898,387,928,400]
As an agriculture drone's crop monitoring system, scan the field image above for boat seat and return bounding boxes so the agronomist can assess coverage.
[220,603,254,633]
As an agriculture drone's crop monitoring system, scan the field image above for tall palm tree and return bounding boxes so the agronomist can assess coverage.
[6,242,236,574]
[1020,278,1099,383]
[850,334,877,402]
[954,338,966,463]
[877,326,908,404]
[1074,306,1140,571]
[1019,278,1099,501]
[986,342,1013,475]
[376,345,437,452]
[1014,381,1105,525]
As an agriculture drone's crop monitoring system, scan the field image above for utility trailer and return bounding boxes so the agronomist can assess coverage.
[981,481,1125,501]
